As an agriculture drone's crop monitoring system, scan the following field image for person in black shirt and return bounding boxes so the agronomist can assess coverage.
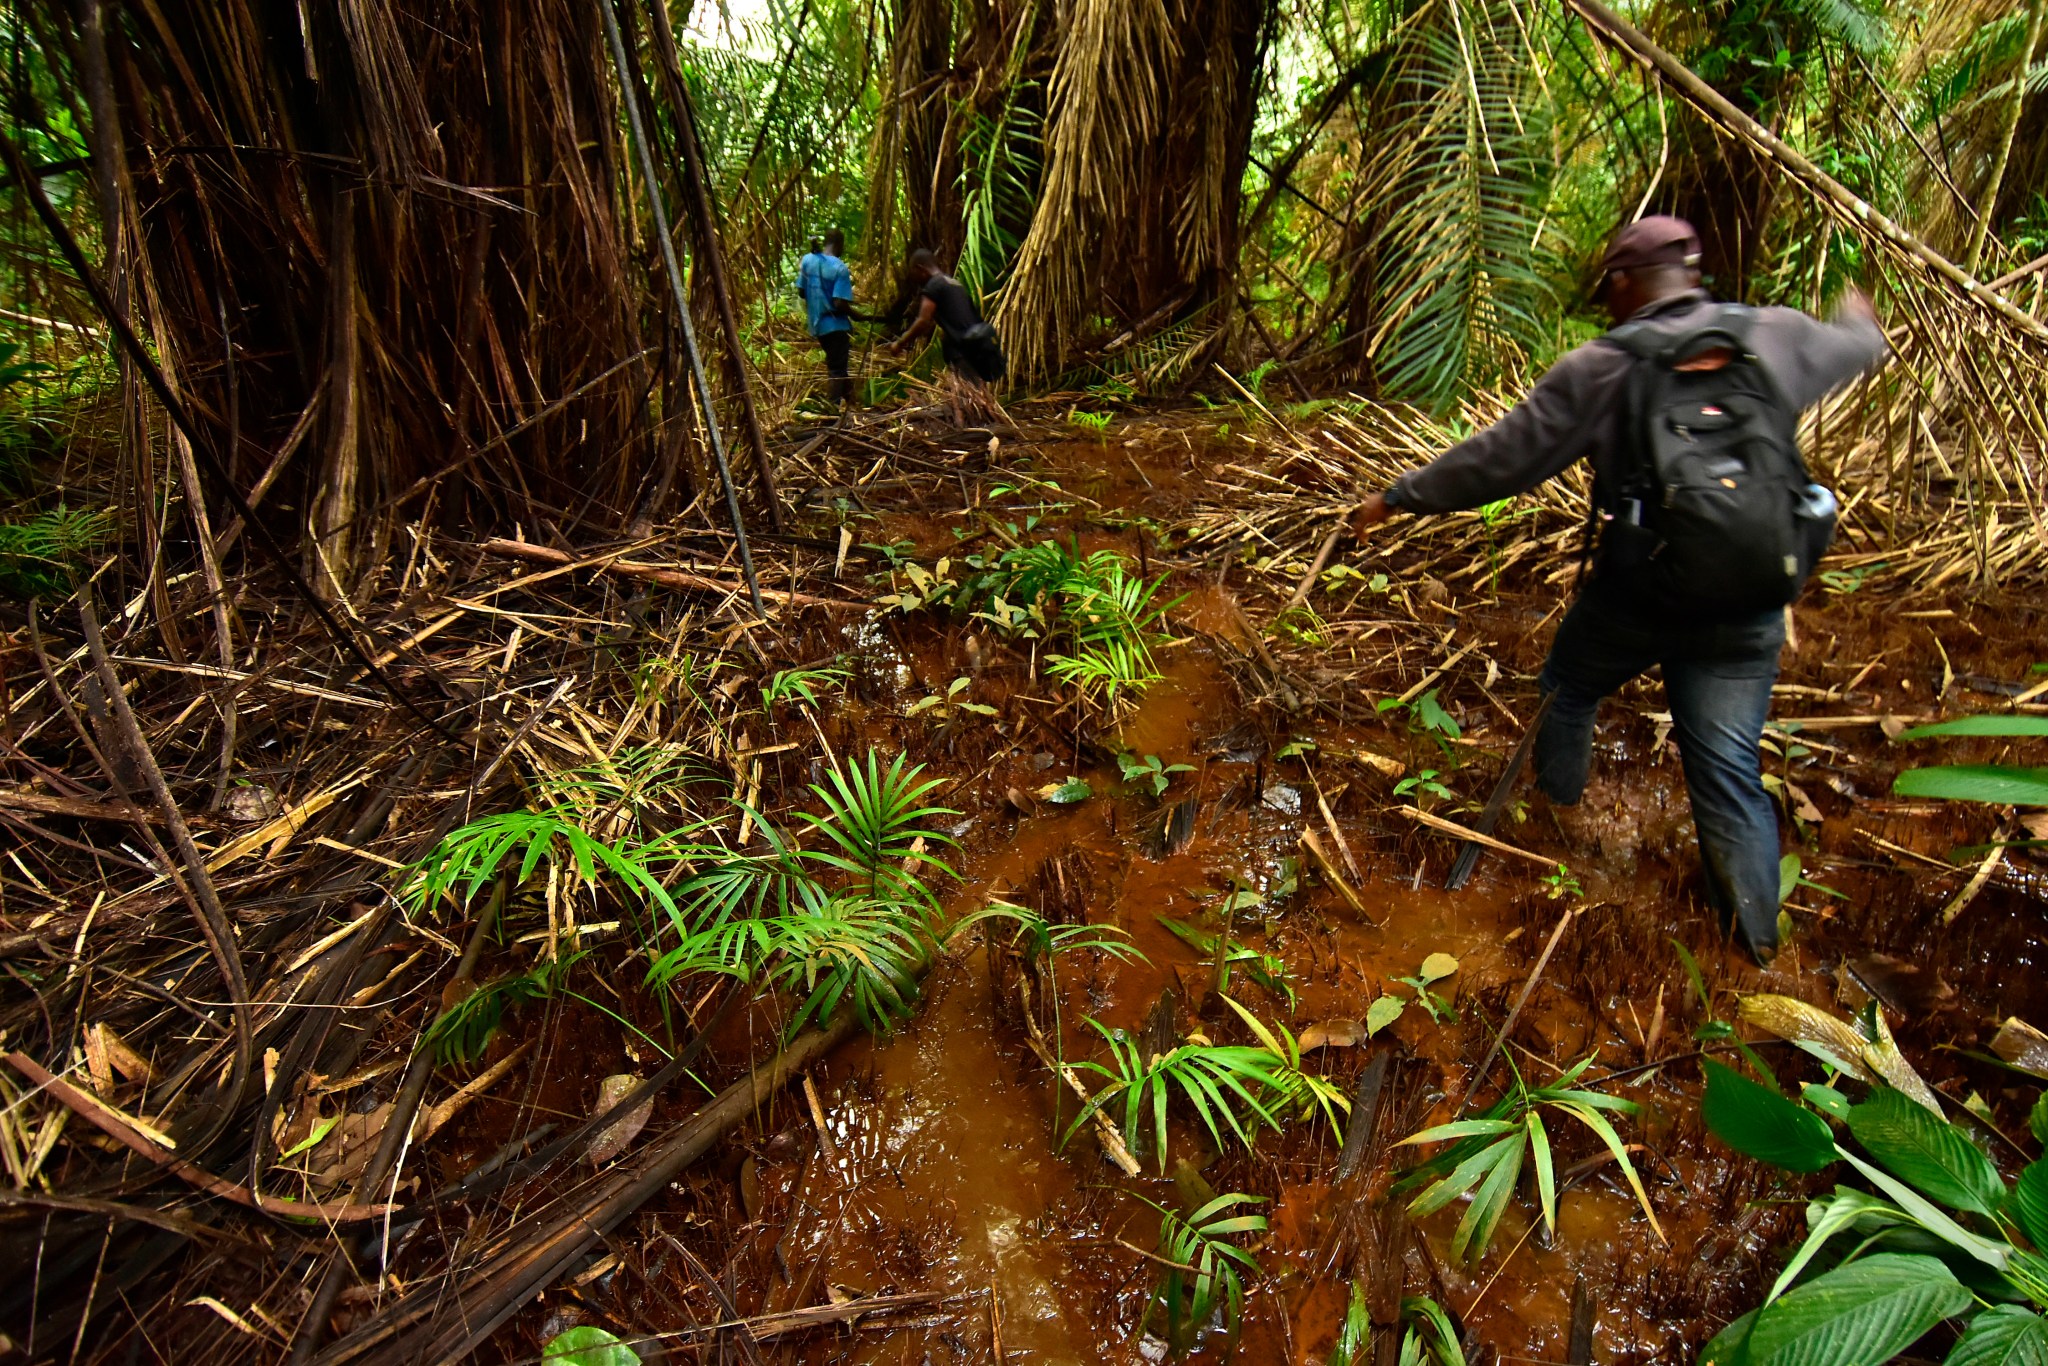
[889,248,1007,385]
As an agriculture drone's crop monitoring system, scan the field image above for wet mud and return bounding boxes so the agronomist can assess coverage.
[479,415,2046,1364]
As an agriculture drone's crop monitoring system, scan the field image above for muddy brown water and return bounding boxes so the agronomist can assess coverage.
[468,421,2045,1364]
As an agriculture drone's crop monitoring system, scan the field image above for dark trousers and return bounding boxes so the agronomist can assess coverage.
[817,330,851,378]
[942,334,1006,384]
[1534,579,1786,951]
[816,330,851,405]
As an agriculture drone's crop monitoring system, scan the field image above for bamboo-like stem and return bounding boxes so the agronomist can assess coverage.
[1963,0,2047,276]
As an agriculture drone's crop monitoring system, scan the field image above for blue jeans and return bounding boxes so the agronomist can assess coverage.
[1534,580,1785,952]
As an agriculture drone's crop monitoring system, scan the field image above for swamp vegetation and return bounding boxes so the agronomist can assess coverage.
[0,0,2046,1363]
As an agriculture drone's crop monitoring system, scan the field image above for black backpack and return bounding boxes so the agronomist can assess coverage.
[1596,304,1835,615]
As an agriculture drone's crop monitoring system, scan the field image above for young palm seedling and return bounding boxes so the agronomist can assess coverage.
[1118,751,1194,799]
[1136,1190,1266,1355]
[642,751,962,1040]
[1396,1054,1661,1263]
[1067,996,1345,1170]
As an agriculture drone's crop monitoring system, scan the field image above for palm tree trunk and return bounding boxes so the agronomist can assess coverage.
[1963,0,2047,276]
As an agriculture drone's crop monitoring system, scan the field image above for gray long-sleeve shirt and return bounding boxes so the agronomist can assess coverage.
[1386,290,1889,515]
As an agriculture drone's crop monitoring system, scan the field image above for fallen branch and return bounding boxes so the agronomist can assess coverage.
[479,537,867,610]
[1399,807,1558,869]
[313,1011,864,1364]
[0,787,166,824]
[4,1052,396,1223]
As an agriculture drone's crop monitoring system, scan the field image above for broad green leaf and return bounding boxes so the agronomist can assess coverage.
[1700,1307,1759,1365]
[2032,1094,2048,1147]
[1767,1188,1905,1306]
[1835,1147,2011,1269]
[1892,765,2048,806]
[1803,1084,1853,1121]
[1701,1059,1837,1172]
[1744,1253,1969,1366]
[542,1326,642,1366]
[1409,1135,1519,1219]
[1452,1132,1522,1261]
[2015,1161,2048,1253]
[1845,1087,2004,1218]
[1366,995,1406,1037]
[1417,952,1459,984]
[1897,716,2048,740]
[1945,1305,2048,1366]
[1396,1118,1518,1146]
[1779,854,1800,904]
[1043,777,1093,804]
[1528,1110,1556,1234]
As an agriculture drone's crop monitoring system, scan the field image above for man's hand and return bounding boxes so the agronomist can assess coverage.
[1350,492,1393,539]
[1838,287,1877,329]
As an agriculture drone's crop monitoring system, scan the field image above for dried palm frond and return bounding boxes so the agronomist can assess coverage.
[997,0,1182,378]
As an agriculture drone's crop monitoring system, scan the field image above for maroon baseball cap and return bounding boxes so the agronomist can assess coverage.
[1592,215,1702,297]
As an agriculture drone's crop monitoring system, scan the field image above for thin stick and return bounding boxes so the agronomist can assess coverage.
[601,0,766,615]
[1281,520,1347,613]
[4,1053,394,1222]
[1451,906,1580,1117]
[1401,807,1556,870]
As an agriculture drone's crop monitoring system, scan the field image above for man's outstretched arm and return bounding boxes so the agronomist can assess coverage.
[1354,347,1607,533]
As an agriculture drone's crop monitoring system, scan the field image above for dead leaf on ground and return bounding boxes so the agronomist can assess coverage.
[1352,749,1405,778]
[587,1074,652,1165]
[1738,993,1942,1115]
[1299,1018,1364,1051]
[1990,1018,2048,1079]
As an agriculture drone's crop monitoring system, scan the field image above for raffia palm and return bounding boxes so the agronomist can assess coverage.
[52,0,714,599]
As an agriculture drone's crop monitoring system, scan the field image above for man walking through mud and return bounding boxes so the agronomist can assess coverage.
[797,229,859,407]
[1352,215,1887,965]
[890,248,1007,387]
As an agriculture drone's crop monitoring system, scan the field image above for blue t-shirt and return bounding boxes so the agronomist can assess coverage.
[796,252,853,337]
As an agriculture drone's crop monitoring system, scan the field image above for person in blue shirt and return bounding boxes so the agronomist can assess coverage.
[795,229,858,407]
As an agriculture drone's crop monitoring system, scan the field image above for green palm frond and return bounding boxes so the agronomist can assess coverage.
[1065,1017,1293,1171]
[1366,0,1561,411]
[797,751,960,901]
[957,87,1046,299]
[401,810,682,928]
[1137,1189,1267,1344]
[0,506,114,599]
[649,892,935,1039]
[762,661,850,711]
[1394,1054,1661,1262]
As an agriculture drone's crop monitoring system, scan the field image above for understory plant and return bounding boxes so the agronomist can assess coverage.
[404,748,962,1056]
[1329,1286,1468,1366]
[1066,994,1347,1172]
[876,539,1181,712]
[1699,1062,2048,1366]
[1891,714,2048,807]
[1395,1054,1661,1263]
[1138,1190,1266,1355]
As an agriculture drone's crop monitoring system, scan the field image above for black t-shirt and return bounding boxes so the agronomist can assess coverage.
[920,272,985,340]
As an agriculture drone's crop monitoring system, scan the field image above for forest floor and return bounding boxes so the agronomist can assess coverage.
[3,394,2044,1365]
